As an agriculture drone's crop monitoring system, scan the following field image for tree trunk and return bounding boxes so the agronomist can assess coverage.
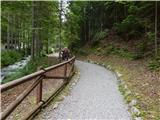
[7,13,10,50]
[155,1,158,56]
[31,1,36,59]
[59,0,62,61]
[18,20,21,51]
[10,15,14,49]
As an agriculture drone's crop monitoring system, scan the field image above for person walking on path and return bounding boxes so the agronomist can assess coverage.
[61,47,71,61]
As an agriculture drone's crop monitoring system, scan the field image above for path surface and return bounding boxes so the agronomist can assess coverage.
[39,60,131,119]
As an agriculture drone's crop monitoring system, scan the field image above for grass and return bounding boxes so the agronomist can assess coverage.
[2,56,59,84]
[105,59,159,120]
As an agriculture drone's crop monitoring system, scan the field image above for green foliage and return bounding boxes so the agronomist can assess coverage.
[148,57,160,71]
[114,49,136,60]
[103,45,136,60]
[134,42,147,59]
[92,29,109,46]
[1,50,23,67]
[1,1,59,58]
[146,32,155,41]
[128,5,139,14]
[115,15,144,39]
[103,44,116,55]
[68,38,81,53]
[76,49,89,56]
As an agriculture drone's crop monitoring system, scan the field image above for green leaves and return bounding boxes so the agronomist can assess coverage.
[115,15,144,39]
[1,50,23,67]
[128,5,139,14]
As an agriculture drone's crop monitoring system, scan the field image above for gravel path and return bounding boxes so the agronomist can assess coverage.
[40,60,131,120]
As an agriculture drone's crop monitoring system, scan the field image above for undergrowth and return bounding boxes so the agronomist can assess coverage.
[1,50,23,67]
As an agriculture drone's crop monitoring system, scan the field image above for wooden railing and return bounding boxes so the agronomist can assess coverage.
[1,56,76,120]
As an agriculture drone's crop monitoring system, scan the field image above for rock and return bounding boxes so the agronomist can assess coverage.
[72,83,76,86]
[129,99,137,107]
[117,72,122,77]
[53,102,59,109]
[131,106,140,115]
[126,90,131,95]
[59,95,66,101]
[124,85,128,89]
[107,65,111,69]
[134,117,142,120]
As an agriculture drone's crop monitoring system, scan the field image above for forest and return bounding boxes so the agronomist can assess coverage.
[1,1,160,120]
[1,1,160,68]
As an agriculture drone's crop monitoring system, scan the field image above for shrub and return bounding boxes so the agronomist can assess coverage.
[77,49,89,56]
[103,44,115,55]
[128,5,139,14]
[68,38,81,53]
[134,42,147,59]
[115,15,144,40]
[1,50,22,67]
[148,57,160,71]
[146,32,155,41]
[103,45,136,60]
[92,29,109,46]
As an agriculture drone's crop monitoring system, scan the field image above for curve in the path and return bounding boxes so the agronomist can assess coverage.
[41,60,131,120]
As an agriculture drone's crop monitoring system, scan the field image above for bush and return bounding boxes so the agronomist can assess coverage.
[76,49,89,56]
[92,29,109,46]
[103,44,115,55]
[103,45,136,60]
[115,15,144,40]
[146,32,155,41]
[1,50,23,67]
[68,38,81,53]
[148,57,160,71]
[134,42,147,59]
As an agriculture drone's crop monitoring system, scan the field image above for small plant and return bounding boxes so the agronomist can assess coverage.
[146,32,155,41]
[103,44,115,55]
[77,49,89,56]
[148,57,160,71]
[103,45,136,60]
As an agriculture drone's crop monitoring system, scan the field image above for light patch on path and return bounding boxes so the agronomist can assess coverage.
[37,60,131,120]
[47,53,59,58]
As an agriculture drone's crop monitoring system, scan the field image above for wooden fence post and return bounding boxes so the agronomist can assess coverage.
[64,64,67,79]
[36,67,43,104]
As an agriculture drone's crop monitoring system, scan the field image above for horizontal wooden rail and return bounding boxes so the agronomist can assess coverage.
[45,76,69,79]
[1,76,44,120]
[1,56,75,92]
[1,56,76,120]
[44,56,75,72]
[1,70,45,92]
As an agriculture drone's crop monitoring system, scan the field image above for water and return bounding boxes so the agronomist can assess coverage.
[1,56,31,82]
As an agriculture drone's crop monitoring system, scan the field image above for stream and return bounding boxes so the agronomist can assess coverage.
[1,56,31,82]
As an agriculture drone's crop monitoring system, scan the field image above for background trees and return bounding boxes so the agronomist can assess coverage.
[64,1,160,58]
[1,1,160,63]
[1,1,59,61]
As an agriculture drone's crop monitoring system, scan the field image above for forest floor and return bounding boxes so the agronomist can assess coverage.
[78,53,160,120]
